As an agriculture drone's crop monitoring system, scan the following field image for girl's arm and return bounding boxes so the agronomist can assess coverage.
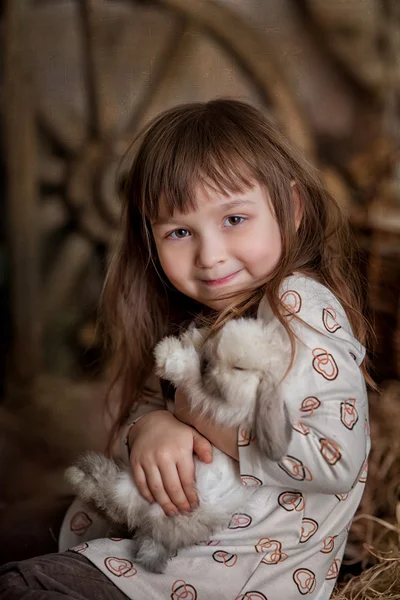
[174,388,239,460]
[111,371,213,516]
[111,372,167,462]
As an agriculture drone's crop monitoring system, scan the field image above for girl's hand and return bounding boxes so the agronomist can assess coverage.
[128,410,213,516]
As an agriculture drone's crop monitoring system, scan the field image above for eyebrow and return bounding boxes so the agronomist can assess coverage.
[152,199,257,227]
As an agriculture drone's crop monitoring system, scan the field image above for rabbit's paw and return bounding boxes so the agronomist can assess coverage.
[154,336,198,383]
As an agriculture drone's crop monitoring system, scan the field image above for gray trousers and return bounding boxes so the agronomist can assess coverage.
[0,551,129,599]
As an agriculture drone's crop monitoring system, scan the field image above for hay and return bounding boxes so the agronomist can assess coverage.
[332,381,400,599]
[333,516,400,599]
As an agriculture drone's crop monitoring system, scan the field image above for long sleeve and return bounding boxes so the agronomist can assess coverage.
[238,274,370,495]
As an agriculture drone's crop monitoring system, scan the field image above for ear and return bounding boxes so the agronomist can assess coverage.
[290,180,303,231]
[254,376,292,461]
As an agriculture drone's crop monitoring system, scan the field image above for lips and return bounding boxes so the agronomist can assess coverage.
[201,270,241,286]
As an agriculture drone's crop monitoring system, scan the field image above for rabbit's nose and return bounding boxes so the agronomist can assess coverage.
[200,357,209,377]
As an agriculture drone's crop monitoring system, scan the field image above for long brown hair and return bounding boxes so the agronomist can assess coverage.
[102,98,374,453]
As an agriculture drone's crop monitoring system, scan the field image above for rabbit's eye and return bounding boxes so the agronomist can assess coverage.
[233,366,245,371]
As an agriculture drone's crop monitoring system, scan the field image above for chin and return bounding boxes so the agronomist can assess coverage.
[206,301,229,311]
[192,283,248,310]
[203,295,238,311]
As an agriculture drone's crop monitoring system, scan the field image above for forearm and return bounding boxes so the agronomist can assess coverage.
[173,388,239,460]
[113,378,167,463]
[190,414,239,461]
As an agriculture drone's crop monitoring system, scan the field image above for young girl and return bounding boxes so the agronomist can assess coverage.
[0,99,371,600]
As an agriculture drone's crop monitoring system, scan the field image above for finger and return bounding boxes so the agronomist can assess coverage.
[159,461,192,514]
[131,464,155,504]
[177,458,199,509]
[144,465,180,516]
[192,431,213,463]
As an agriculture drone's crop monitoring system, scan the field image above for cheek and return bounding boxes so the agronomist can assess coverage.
[235,224,282,279]
[154,244,171,277]
[156,246,188,281]
[238,229,282,263]
[158,254,174,279]
[261,220,282,259]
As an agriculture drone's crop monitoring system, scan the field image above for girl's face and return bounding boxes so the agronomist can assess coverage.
[151,182,282,310]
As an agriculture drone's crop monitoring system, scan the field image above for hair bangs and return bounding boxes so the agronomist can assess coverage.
[138,105,259,223]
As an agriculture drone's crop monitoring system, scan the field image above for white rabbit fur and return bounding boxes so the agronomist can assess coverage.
[66,317,292,573]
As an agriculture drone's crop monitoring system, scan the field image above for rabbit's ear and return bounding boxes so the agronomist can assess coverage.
[254,376,292,462]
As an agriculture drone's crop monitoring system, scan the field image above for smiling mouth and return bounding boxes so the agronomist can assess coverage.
[201,270,242,287]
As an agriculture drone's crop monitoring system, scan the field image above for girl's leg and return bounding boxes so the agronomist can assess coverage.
[0,550,130,600]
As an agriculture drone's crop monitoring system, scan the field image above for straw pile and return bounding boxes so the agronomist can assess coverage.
[332,381,400,599]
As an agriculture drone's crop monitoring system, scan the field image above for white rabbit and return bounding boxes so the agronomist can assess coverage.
[66,317,292,573]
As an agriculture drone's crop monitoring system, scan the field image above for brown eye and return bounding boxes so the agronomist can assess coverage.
[169,228,190,239]
[225,216,245,227]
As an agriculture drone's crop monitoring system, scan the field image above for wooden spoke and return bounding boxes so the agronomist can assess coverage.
[67,140,120,243]
[79,0,108,140]
[38,155,66,187]
[40,195,69,235]
[119,13,189,138]
[43,233,93,318]
[38,97,87,155]
[4,0,41,382]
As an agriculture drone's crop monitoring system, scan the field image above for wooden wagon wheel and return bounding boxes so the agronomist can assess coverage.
[38,0,314,244]
[41,1,320,367]
[5,0,317,383]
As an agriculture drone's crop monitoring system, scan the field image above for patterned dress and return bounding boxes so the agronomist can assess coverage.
[59,274,370,600]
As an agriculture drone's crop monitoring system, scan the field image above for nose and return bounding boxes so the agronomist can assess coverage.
[195,234,226,269]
